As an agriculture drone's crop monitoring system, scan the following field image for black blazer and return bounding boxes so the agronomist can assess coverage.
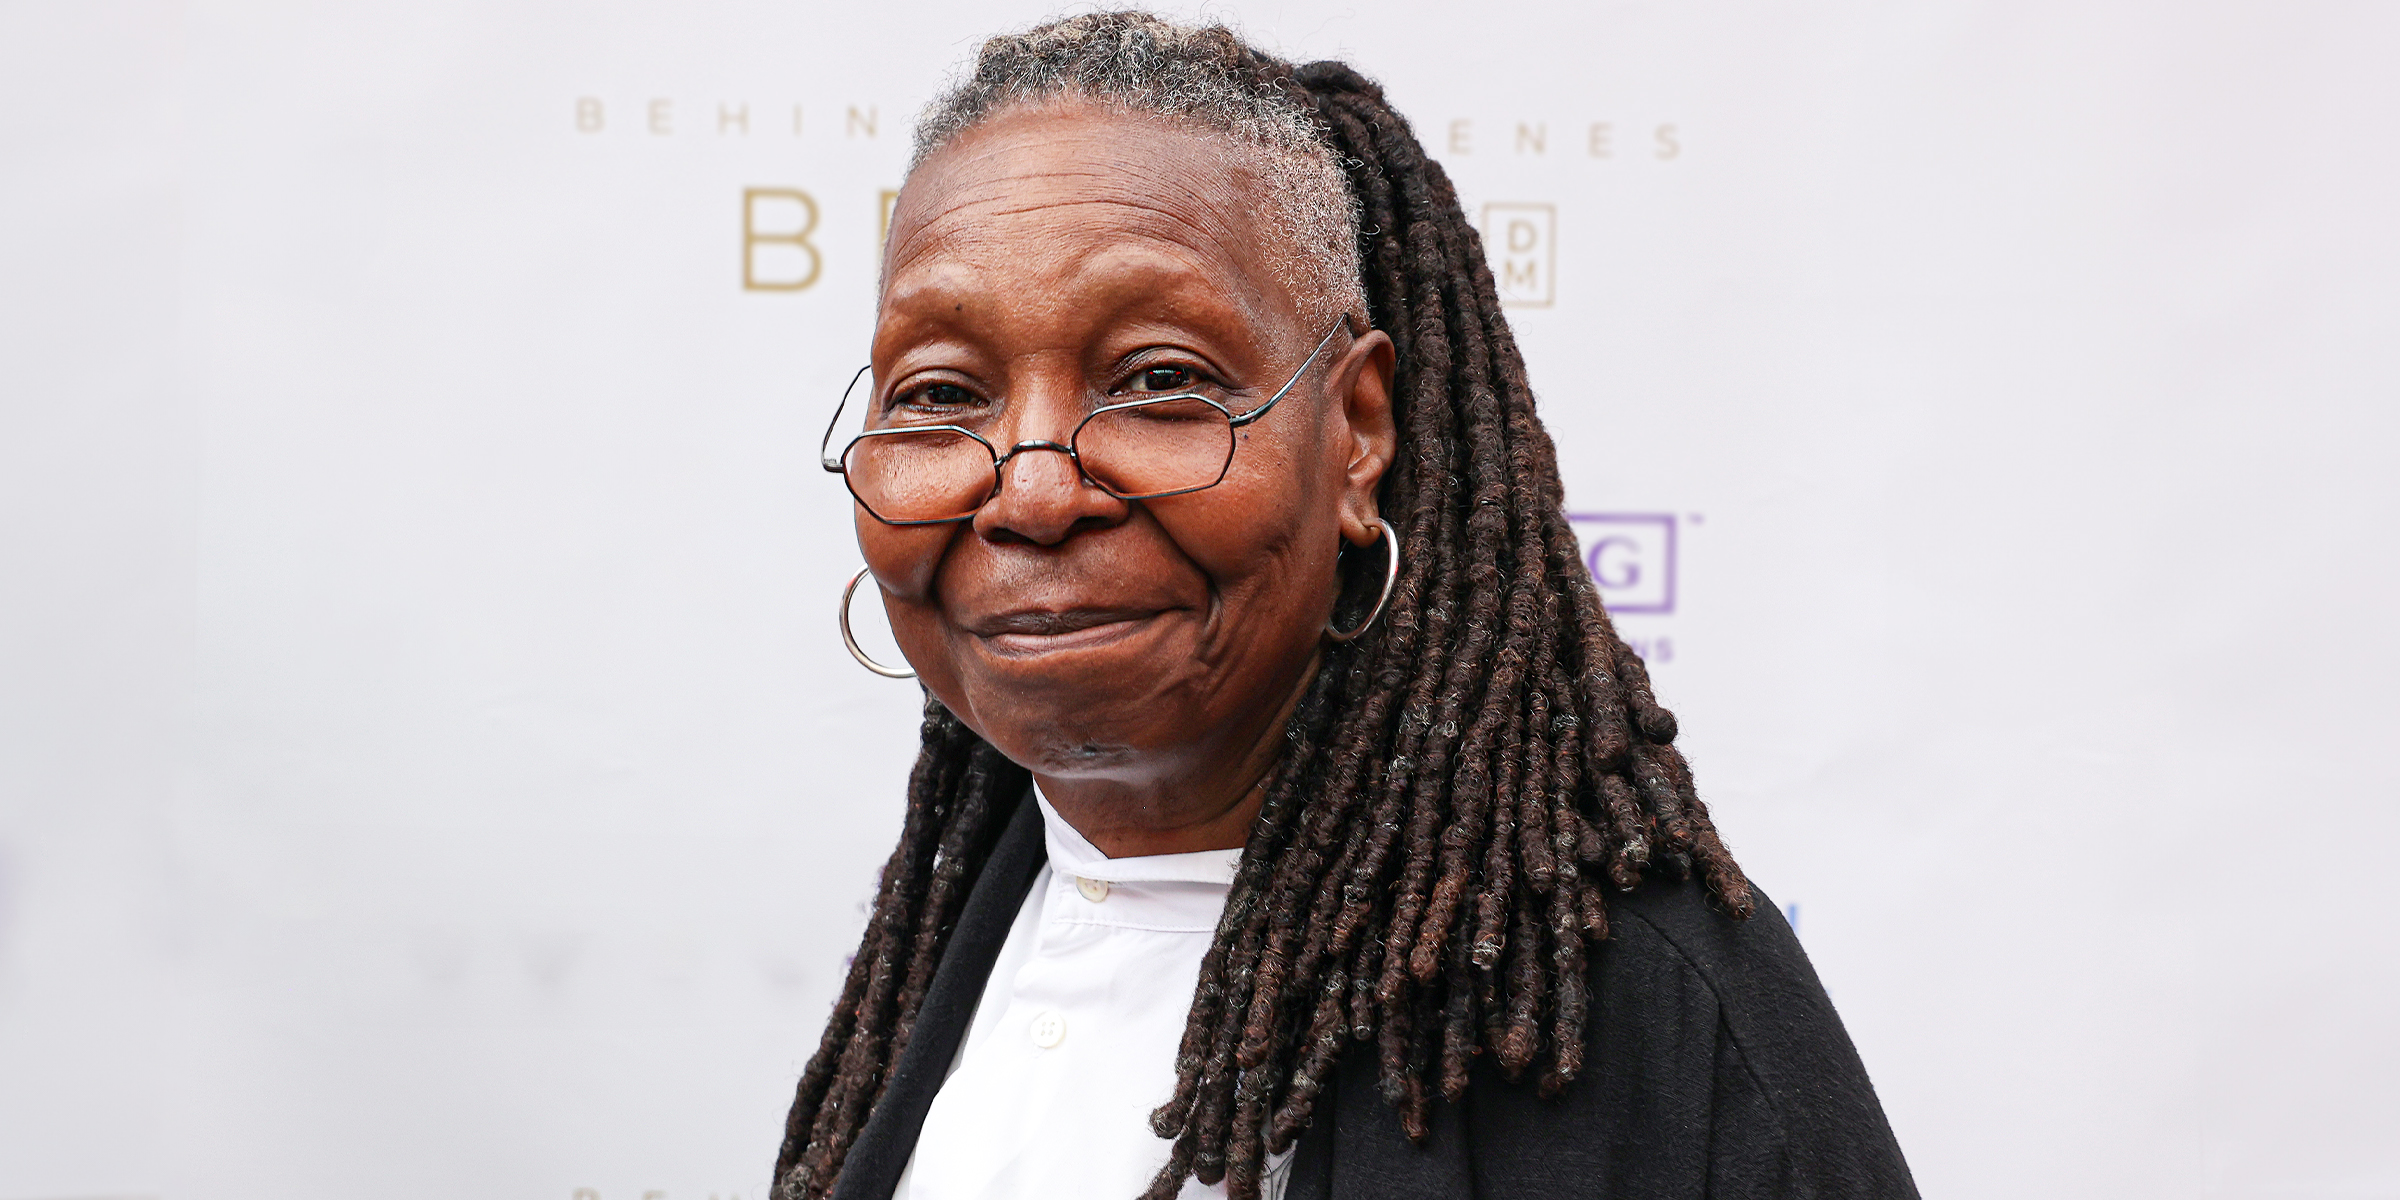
[827,792,1919,1199]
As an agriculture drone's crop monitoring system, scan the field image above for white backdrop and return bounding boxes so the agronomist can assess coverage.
[4,2,2396,1198]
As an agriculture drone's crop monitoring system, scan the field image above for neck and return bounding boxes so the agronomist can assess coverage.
[1038,772,1269,858]
[1033,654,1317,858]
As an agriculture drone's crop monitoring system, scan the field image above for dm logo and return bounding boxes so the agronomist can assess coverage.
[1567,513,1677,615]
[1481,201,1556,308]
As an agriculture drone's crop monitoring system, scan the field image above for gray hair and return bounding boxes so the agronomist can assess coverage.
[906,11,1366,321]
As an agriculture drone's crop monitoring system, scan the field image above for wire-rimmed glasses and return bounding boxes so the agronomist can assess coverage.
[821,315,1351,525]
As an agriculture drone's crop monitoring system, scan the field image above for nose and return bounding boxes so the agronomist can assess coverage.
[972,434,1128,546]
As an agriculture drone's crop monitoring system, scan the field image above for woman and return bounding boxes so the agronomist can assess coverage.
[776,13,1915,1200]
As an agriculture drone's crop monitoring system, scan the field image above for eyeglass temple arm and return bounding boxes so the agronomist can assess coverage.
[822,365,873,472]
[1226,313,1353,430]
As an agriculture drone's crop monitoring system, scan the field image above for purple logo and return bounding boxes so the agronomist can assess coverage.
[1566,513,1677,615]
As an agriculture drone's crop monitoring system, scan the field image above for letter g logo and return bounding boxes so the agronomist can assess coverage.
[1565,513,1677,615]
[1586,536,1642,590]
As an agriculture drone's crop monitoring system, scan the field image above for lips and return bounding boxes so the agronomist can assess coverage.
[967,606,1171,656]
[973,607,1158,636]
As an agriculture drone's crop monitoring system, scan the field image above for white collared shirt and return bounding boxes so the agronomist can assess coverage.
[891,789,1292,1200]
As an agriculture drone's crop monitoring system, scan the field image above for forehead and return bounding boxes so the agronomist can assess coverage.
[880,103,1300,334]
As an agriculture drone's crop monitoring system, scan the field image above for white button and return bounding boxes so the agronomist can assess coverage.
[1029,1010,1067,1049]
[1075,875,1110,903]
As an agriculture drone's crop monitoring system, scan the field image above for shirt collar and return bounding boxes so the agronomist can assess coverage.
[1033,785,1244,887]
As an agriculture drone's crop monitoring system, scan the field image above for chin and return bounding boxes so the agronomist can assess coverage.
[965,700,1159,780]
[1020,737,1144,776]
[949,636,1203,777]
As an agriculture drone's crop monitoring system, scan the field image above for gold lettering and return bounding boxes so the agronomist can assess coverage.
[718,102,748,135]
[1587,121,1612,158]
[744,187,822,292]
[847,105,878,138]
[573,1191,599,1200]
[1515,122,1546,155]
[1448,118,1472,155]
[576,97,604,133]
[648,98,673,135]
[792,103,805,135]
[1481,201,1555,307]
[1654,123,1680,160]
[878,188,900,249]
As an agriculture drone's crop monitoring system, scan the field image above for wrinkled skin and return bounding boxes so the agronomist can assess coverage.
[856,100,1398,857]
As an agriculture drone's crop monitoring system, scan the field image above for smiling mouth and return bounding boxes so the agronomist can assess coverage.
[972,608,1164,654]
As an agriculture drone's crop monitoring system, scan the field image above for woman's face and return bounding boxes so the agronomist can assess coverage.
[861,101,1396,802]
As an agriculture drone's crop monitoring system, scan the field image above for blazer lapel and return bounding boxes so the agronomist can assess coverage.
[829,788,1047,1200]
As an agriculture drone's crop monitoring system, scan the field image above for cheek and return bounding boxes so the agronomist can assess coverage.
[853,512,965,686]
[854,511,950,601]
[1161,432,1347,621]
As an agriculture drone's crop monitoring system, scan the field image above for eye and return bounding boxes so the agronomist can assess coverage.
[1134,365,1196,394]
[891,381,981,411]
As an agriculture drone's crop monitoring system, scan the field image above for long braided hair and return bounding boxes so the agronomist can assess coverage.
[774,15,1754,1200]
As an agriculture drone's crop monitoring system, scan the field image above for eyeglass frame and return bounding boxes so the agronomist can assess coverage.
[821,314,1354,526]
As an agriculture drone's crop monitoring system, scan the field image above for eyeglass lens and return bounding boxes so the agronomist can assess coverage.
[842,395,1237,523]
[841,427,1002,524]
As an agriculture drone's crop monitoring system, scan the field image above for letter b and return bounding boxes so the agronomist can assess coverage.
[744,187,821,292]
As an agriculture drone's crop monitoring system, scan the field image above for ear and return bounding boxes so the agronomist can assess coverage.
[1328,326,1399,546]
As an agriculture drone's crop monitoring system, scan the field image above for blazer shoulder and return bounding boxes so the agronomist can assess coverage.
[1605,873,1853,1092]
[1605,874,1811,1004]
[1606,873,1919,1200]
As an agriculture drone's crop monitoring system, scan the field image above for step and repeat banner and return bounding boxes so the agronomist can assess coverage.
[3,2,2395,1199]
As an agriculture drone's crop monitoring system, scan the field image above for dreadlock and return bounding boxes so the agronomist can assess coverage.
[773,14,1754,1200]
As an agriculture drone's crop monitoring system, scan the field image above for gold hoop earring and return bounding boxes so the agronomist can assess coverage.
[839,566,916,679]
[1326,517,1401,644]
